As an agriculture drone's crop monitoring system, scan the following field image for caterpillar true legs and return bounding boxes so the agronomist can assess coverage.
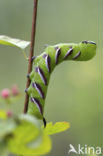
[25,41,96,127]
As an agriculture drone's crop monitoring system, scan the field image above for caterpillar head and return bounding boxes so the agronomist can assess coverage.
[78,41,96,61]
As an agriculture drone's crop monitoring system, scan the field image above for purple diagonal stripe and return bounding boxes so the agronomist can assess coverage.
[32,82,45,99]
[72,51,81,60]
[55,47,61,64]
[31,97,43,115]
[64,48,73,59]
[45,55,51,72]
[38,67,47,85]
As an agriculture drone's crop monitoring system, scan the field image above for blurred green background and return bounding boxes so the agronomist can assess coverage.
[0,0,103,155]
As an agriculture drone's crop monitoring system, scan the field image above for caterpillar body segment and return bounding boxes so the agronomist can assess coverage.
[26,41,96,124]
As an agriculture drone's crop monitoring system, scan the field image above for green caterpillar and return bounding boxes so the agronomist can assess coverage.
[25,41,96,126]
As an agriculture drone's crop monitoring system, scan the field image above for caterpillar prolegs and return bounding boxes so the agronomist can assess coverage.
[25,41,96,126]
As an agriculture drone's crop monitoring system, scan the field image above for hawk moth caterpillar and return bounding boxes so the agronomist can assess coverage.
[25,41,96,127]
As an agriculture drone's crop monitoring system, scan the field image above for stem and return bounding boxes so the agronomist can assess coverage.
[24,0,38,113]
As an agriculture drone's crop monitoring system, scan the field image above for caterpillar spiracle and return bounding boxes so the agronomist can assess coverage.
[25,41,96,126]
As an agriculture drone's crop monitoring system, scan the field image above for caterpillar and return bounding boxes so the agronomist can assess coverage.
[25,41,96,127]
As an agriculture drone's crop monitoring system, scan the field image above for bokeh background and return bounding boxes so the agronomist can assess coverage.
[0,0,103,155]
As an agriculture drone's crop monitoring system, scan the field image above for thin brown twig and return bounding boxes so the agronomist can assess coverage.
[24,0,38,113]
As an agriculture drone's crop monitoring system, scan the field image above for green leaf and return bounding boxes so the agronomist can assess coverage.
[0,140,7,155]
[0,119,16,139]
[7,114,51,156]
[26,133,51,156]
[0,110,7,119]
[0,110,16,139]
[0,35,30,50]
[0,110,17,155]
[44,122,70,135]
